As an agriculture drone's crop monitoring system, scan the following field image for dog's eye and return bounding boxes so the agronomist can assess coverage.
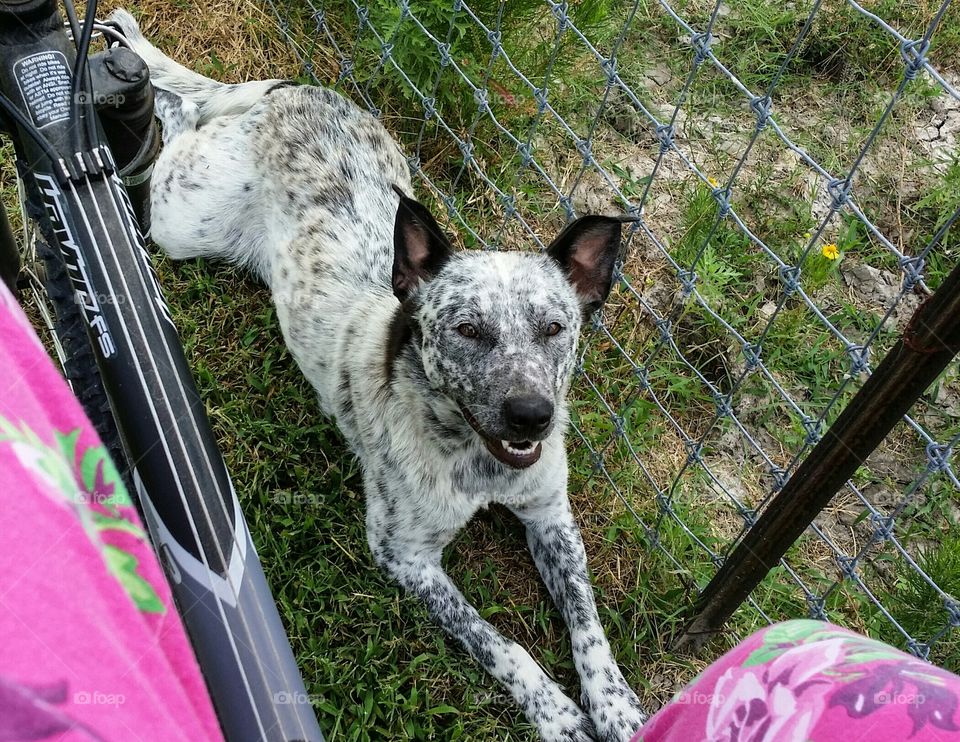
[545,322,563,337]
[457,323,479,338]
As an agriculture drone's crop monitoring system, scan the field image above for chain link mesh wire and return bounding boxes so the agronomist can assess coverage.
[266,0,960,671]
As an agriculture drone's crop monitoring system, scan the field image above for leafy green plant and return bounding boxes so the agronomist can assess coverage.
[333,0,620,120]
[672,183,752,306]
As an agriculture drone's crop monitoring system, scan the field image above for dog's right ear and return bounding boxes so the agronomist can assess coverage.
[392,185,454,302]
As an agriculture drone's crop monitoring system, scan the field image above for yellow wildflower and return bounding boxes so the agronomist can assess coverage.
[707,176,720,188]
[821,243,840,261]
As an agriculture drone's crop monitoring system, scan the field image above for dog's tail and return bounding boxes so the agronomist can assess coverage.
[109,9,286,124]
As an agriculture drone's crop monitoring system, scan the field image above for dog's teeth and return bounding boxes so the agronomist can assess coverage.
[501,440,537,457]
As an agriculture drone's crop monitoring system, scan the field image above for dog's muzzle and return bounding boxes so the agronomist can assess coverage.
[458,404,543,469]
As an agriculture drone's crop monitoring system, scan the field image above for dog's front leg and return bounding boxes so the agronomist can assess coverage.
[512,501,646,742]
[373,548,597,741]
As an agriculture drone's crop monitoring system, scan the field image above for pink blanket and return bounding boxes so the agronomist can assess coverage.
[632,619,960,741]
[0,281,221,741]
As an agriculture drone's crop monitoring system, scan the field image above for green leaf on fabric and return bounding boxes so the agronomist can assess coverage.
[54,429,81,470]
[843,649,907,665]
[744,645,786,667]
[91,512,145,538]
[763,620,826,645]
[102,545,165,614]
[78,444,131,510]
[745,621,854,666]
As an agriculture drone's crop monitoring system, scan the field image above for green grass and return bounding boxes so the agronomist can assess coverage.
[6,0,960,738]
[627,0,960,105]
[861,526,960,674]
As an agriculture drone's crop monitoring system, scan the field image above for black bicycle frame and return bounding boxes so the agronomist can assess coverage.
[0,2,323,739]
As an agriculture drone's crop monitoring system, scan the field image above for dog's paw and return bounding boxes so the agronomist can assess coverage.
[530,684,599,741]
[581,678,647,742]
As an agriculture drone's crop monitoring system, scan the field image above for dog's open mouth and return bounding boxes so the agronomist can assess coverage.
[458,405,543,469]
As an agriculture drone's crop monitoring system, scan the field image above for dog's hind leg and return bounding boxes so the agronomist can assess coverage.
[153,90,199,146]
[512,501,646,742]
[148,115,272,282]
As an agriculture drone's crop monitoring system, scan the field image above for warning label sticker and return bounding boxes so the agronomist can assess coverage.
[14,51,72,130]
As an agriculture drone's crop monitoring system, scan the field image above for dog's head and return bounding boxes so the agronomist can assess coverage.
[391,189,630,470]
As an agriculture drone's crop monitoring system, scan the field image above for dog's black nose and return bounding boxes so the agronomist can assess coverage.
[503,395,554,434]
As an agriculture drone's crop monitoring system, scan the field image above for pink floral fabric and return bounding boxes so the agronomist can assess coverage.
[0,281,222,741]
[632,620,960,741]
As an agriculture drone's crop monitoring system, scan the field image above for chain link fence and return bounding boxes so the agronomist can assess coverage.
[265,0,960,677]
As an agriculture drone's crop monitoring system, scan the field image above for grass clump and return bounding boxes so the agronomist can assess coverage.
[883,531,960,673]
[321,0,622,125]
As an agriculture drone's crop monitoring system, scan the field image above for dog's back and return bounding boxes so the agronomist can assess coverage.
[253,85,411,298]
[112,10,411,410]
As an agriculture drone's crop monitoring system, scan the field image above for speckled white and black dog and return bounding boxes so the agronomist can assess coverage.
[114,9,645,740]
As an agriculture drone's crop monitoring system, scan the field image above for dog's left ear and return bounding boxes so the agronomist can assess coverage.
[392,186,454,302]
[546,214,635,317]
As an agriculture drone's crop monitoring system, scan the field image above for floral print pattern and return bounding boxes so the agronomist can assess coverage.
[0,278,221,740]
[633,620,960,741]
[0,416,164,614]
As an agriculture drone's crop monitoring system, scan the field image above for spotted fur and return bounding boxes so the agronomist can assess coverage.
[113,9,646,740]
